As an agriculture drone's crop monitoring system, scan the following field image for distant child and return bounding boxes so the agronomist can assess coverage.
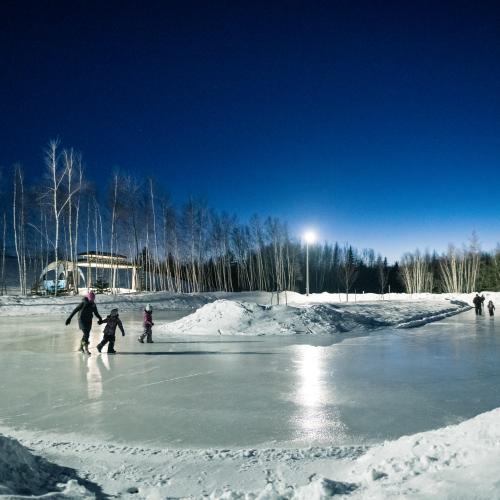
[138,303,154,343]
[97,308,125,354]
[65,290,102,355]
[488,300,495,317]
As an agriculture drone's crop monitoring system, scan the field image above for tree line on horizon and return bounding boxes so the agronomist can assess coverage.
[0,140,499,297]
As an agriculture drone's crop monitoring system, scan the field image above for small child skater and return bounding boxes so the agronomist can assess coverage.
[97,308,125,354]
[138,303,154,343]
[488,300,495,317]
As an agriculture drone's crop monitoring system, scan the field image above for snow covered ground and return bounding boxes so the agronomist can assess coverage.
[0,288,479,325]
[1,292,500,498]
[3,403,500,499]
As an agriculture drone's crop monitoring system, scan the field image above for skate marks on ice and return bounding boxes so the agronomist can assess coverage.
[136,370,216,388]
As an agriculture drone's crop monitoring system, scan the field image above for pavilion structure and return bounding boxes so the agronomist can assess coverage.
[39,251,140,293]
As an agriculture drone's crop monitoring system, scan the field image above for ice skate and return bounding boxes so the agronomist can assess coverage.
[138,337,144,343]
[80,340,90,356]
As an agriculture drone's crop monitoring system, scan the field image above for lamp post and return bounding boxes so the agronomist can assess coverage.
[304,231,316,296]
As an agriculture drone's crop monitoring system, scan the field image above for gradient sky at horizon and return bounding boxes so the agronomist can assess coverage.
[1,1,499,262]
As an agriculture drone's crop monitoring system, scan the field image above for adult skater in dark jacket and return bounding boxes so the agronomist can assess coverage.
[96,308,125,354]
[473,294,482,315]
[65,291,102,354]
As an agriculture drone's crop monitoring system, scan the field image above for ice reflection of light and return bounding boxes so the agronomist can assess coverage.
[86,356,103,400]
[81,353,112,419]
[296,345,324,408]
[292,344,347,444]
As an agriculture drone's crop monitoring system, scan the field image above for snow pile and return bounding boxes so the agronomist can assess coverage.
[161,299,256,335]
[159,298,471,336]
[0,434,93,498]
[187,407,500,499]
[329,406,500,499]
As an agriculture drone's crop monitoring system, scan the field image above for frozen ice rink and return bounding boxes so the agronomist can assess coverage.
[1,309,500,448]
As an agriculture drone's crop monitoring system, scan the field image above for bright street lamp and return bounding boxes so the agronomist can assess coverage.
[304,231,316,296]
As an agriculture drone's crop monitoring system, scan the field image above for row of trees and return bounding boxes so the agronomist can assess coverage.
[0,140,306,295]
[0,140,498,297]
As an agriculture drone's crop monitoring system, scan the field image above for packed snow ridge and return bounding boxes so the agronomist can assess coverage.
[159,298,471,336]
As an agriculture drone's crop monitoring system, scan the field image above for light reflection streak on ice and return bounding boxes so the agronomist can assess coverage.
[296,345,324,408]
[293,345,327,440]
[84,354,111,418]
[292,344,346,443]
[86,356,103,401]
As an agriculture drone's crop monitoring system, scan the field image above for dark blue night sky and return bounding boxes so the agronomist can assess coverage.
[1,1,499,260]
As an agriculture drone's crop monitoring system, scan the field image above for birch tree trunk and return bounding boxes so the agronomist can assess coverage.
[1,212,6,295]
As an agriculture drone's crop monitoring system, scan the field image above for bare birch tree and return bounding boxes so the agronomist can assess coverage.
[400,250,433,294]
[1,212,6,295]
[376,255,389,295]
[13,165,27,294]
[338,244,358,301]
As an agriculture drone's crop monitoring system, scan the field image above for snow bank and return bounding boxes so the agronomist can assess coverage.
[339,406,500,499]
[0,434,93,498]
[0,291,213,317]
[5,406,500,499]
[159,298,471,336]
[0,289,485,317]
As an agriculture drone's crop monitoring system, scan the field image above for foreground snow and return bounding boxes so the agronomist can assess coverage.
[0,434,94,498]
[2,406,500,499]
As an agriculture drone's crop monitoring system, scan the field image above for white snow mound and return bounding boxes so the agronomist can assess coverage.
[0,434,94,498]
[160,299,471,336]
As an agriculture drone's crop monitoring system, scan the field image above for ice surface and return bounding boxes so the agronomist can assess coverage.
[1,309,499,450]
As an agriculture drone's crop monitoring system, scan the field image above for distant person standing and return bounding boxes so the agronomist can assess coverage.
[481,294,486,313]
[138,303,154,343]
[487,300,495,317]
[473,294,482,315]
[65,291,102,355]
